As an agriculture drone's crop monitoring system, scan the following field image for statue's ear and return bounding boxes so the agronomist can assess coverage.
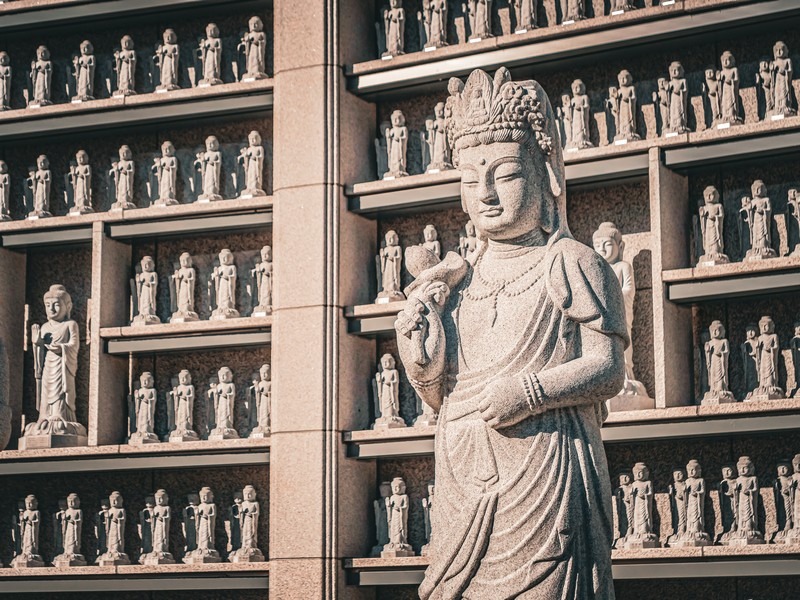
[546,160,562,198]
[618,239,626,260]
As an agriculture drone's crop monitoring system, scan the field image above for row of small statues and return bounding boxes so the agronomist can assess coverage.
[374,44,796,180]
[0,18,267,110]
[700,317,800,405]
[695,182,800,267]
[131,246,272,327]
[376,221,653,411]
[128,365,271,445]
[7,486,265,569]
[0,131,266,222]
[378,0,643,58]
[371,477,434,558]
[614,456,800,549]
[559,44,796,151]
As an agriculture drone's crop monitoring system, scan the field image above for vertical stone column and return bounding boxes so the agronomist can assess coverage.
[649,147,693,408]
[88,222,130,446]
[0,247,26,448]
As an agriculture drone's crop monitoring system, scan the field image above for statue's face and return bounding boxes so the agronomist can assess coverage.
[381,354,395,370]
[434,103,445,118]
[141,373,154,388]
[0,162,6,174]
[142,257,155,272]
[260,364,270,380]
[619,474,631,486]
[219,368,232,383]
[752,182,765,197]
[208,24,219,38]
[45,296,67,321]
[391,112,403,127]
[111,494,123,508]
[122,36,133,50]
[179,371,191,385]
[207,137,219,151]
[794,324,800,337]
[244,487,256,501]
[424,227,436,242]
[81,42,93,55]
[180,253,192,268]
[593,236,620,264]
[200,489,213,503]
[38,47,50,60]
[722,466,733,478]
[634,468,647,481]
[465,221,475,236]
[428,484,435,496]
[711,322,724,339]
[25,497,36,510]
[779,464,790,476]
[250,17,263,32]
[722,54,733,68]
[738,462,751,476]
[687,464,700,478]
[776,43,787,59]
[391,480,405,494]
[38,156,49,170]
[156,493,168,506]
[220,251,233,265]
[385,231,399,247]
[68,496,79,509]
[458,142,544,242]
[673,470,685,482]
[760,319,773,334]
[670,63,683,78]
[121,146,132,161]
[793,460,800,473]
[165,30,177,44]
[746,327,757,340]
[705,68,715,80]
[261,246,271,261]
[0,53,8,66]
[163,142,175,157]
[704,188,718,204]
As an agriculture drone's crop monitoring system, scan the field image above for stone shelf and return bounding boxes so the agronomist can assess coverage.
[345,302,404,336]
[0,0,267,33]
[0,562,268,593]
[0,440,269,475]
[344,398,800,458]
[664,260,800,303]
[0,196,273,247]
[346,546,800,585]
[103,316,272,354]
[346,0,792,100]
[0,79,274,143]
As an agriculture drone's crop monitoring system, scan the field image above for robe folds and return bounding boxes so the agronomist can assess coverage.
[420,234,627,600]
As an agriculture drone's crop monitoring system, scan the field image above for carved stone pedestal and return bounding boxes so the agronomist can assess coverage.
[140,552,175,565]
[727,532,765,546]
[375,292,405,304]
[743,248,777,262]
[373,416,406,429]
[170,312,199,323]
[182,550,221,564]
[12,555,45,568]
[701,390,736,406]
[18,433,88,450]
[746,387,784,402]
[697,254,729,267]
[380,545,414,558]
[169,431,199,443]
[131,314,161,326]
[669,534,711,548]
[248,427,270,439]
[128,431,160,444]
[414,414,437,428]
[208,428,239,441]
[96,552,131,566]
[53,554,87,567]
[210,310,241,321]
[230,548,265,563]
[606,393,655,412]
[623,536,659,549]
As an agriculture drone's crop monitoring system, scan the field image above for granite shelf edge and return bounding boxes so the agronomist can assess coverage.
[100,315,273,339]
[0,561,269,576]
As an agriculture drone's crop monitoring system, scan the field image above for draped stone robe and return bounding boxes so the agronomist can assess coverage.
[419,234,625,600]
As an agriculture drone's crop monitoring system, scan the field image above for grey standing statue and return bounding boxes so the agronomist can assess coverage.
[71,40,95,102]
[251,245,273,316]
[152,141,179,206]
[66,150,93,215]
[740,180,776,261]
[788,189,800,256]
[13,495,44,568]
[0,160,9,221]
[698,186,729,266]
[239,16,268,81]
[109,145,136,210]
[511,0,536,32]
[703,320,735,404]
[382,0,405,58]
[418,0,447,49]
[465,0,493,40]
[562,0,585,23]
[770,41,796,118]
[113,36,137,96]
[168,369,199,442]
[29,45,52,107]
[393,67,626,599]
[786,454,800,544]
[54,493,87,567]
[198,23,223,86]
[154,29,180,92]
[27,154,52,219]
[371,481,392,557]
[606,70,640,144]
[0,51,11,111]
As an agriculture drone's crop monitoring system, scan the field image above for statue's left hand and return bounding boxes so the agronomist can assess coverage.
[478,376,538,430]
[45,344,62,355]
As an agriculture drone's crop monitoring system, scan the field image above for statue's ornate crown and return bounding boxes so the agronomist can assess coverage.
[445,67,553,156]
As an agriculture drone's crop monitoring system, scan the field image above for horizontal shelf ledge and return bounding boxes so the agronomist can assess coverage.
[0,86,273,143]
[101,316,273,339]
[0,448,268,476]
[346,0,797,99]
[107,208,272,239]
[667,269,800,303]
[1,226,93,248]
[345,400,800,458]
[346,548,800,585]
[0,0,269,34]
[105,329,271,355]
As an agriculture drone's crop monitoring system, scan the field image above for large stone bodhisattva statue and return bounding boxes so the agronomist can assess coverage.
[393,67,626,599]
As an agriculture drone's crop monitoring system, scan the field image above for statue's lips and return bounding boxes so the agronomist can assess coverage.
[480,207,503,217]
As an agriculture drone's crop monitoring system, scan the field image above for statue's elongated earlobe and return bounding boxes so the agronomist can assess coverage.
[546,160,562,198]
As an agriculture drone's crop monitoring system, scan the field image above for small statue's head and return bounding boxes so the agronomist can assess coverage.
[758,315,774,335]
[179,251,192,268]
[233,490,244,504]
[423,223,438,242]
[164,28,177,44]
[219,248,234,265]
[120,145,132,161]
[76,149,89,165]
[745,323,758,340]
[704,68,716,80]
[25,495,37,510]
[248,130,262,146]
[592,221,624,264]
[0,51,9,66]
[43,284,73,321]
[793,454,800,473]
[243,485,257,501]
[617,70,632,87]
[672,467,686,482]
[384,229,399,247]
[141,255,156,272]
[80,40,94,55]
[206,135,220,151]
[618,472,632,486]
[109,491,124,508]
[199,486,214,503]
[380,353,396,370]
[686,460,701,478]
[446,68,565,244]
[0,160,6,174]
[218,366,233,383]
[721,51,735,68]
[721,464,734,479]
[570,79,585,96]
[249,16,263,32]
[37,45,50,60]
[162,140,175,157]
[187,493,200,506]
[778,461,791,477]
[178,369,192,385]
[465,220,475,236]
[155,489,169,506]
[67,493,80,509]
[709,320,725,340]
[774,40,788,59]
[561,93,570,107]
[434,101,446,118]
[390,109,405,127]
[427,482,435,496]
[379,481,392,497]
[391,477,406,494]
[751,179,766,198]
[145,495,155,508]
[121,35,134,51]
[737,456,753,477]
[260,245,272,261]
[259,363,271,381]
[206,23,220,38]
[703,185,719,205]
[657,77,667,91]
[390,0,401,8]
[37,154,49,170]
[632,462,649,481]
[669,61,684,79]
[140,371,155,388]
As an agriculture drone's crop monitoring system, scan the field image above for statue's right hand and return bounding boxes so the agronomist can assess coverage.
[394,282,449,381]
[31,324,41,345]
